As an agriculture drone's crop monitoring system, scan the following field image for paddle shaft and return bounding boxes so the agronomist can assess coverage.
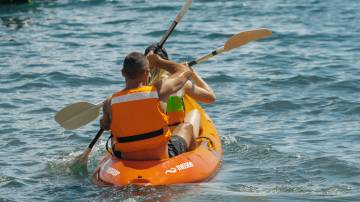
[72,128,104,168]
[158,0,192,48]
[88,128,104,149]
[188,48,225,67]
[187,29,272,67]
[159,22,177,48]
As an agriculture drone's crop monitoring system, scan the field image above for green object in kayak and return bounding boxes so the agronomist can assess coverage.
[167,96,184,113]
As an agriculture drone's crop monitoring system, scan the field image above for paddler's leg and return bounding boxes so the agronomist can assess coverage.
[169,109,200,157]
[184,109,201,150]
[184,109,200,140]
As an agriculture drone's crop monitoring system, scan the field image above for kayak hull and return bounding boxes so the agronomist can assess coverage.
[92,95,222,186]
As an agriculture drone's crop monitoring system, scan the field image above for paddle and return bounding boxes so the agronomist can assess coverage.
[55,28,272,131]
[188,28,272,67]
[158,0,192,48]
[55,102,103,174]
[55,101,102,130]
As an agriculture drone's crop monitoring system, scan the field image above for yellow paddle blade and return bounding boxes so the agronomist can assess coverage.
[224,28,272,51]
[55,102,102,130]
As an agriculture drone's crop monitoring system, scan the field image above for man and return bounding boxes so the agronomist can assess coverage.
[100,52,200,160]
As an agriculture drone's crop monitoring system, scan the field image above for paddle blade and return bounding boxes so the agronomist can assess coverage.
[69,148,91,175]
[55,102,101,130]
[224,28,272,51]
[175,0,192,22]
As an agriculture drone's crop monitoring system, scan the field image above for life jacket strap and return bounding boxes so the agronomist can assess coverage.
[116,128,164,143]
[168,122,182,127]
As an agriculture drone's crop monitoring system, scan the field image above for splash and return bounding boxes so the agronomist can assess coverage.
[46,151,89,177]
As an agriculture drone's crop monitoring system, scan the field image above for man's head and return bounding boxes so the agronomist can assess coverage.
[122,52,150,81]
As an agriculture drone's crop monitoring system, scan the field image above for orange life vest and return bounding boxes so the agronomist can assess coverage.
[110,86,171,153]
[168,111,185,128]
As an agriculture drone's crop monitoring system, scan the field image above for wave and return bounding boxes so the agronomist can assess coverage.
[138,5,177,12]
[0,102,19,109]
[221,135,295,162]
[346,106,360,115]
[325,79,360,93]
[204,33,233,40]
[258,100,301,111]
[0,176,26,188]
[274,31,354,43]
[299,156,360,178]
[270,74,335,87]
[204,73,237,83]
[0,71,119,91]
[103,19,136,25]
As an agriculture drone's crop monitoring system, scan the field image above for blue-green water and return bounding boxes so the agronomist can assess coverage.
[1,0,360,201]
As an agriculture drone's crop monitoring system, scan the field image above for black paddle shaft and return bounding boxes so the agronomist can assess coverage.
[88,128,104,149]
[158,21,178,49]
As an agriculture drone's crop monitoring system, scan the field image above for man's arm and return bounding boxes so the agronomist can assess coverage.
[100,97,112,130]
[147,54,192,101]
[184,68,216,103]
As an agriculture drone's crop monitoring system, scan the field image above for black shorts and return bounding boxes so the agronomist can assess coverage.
[168,135,188,157]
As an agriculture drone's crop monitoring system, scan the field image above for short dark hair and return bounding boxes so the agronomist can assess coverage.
[122,52,148,80]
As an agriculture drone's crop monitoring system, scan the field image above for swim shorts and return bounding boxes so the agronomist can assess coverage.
[168,135,187,157]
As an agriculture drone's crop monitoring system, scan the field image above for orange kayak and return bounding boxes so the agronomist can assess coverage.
[92,95,222,186]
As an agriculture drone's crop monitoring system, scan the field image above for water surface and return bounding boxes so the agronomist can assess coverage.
[1,0,360,201]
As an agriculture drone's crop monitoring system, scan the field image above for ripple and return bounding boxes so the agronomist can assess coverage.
[205,73,237,83]
[1,71,118,89]
[271,75,335,87]
[204,32,232,39]
[26,107,55,114]
[5,139,26,147]
[325,79,360,93]
[0,178,26,188]
[103,19,136,25]
[0,102,19,109]
[346,106,360,115]
[138,5,177,12]
[257,100,301,112]
[300,156,360,178]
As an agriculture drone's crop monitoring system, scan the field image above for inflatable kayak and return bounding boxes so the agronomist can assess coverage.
[92,95,222,186]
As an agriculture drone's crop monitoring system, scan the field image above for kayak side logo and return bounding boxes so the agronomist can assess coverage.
[165,168,177,174]
[165,161,194,174]
[106,167,120,176]
[101,158,121,177]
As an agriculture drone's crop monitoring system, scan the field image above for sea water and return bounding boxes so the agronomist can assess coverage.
[1,0,359,201]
